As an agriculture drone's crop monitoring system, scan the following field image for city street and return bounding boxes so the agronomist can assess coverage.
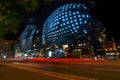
[0,64,67,80]
[0,1,119,80]
[0,59,120,80]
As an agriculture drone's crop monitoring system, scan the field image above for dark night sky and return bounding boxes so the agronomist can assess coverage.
[93,0,119,42]
[5,0,119,42]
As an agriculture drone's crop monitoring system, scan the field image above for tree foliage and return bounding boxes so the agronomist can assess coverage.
[0,0,39,40]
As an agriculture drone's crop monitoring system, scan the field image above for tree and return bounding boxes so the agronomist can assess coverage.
[0,0,39,40]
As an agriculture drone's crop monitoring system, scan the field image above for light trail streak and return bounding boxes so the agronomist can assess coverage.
[3,63,97,80]
[96,68,120,72]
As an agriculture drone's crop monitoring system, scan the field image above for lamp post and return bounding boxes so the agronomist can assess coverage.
[33,44,36,51]
[33,44,36,49]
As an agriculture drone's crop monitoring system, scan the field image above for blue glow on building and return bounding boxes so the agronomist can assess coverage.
[42,3,105,46]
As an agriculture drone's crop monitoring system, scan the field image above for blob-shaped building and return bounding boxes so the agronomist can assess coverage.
[42,3,105,48]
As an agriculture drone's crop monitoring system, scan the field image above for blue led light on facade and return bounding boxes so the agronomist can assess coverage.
[75,22,78,25]
[66,18,68,21]
[83,29,87,34]
[42,3,105,45]
[78,15,81,17]
[80,22,82,24]
[84,20,87,24]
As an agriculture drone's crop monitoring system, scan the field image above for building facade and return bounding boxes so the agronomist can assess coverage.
[42,3,106,58]
[0,40,18,58]
[19,1,106,58]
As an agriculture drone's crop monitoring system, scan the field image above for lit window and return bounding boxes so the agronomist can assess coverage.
[76,26,79,29]
[73,16,76,18]
[75,22,78,25]
[70,17,72,20]
[62,16,64,18]
[60,29,62,31]
[67,21,69,24]
[76,11,79,14]
[63,23,66,25]
[65,12,67,14]
[83,29,87,34]
[80,22,82,24]
[73,12,76,15]
[56,18,59,21]
[69,4,72,8]
[69,13,72,16]
[84,7,87,9]
[79,18,82,21]
[65,27,67,29]
[73,27,76,30]
[82,15,85,17]
[65,15,68,17]
[68,26,71,28]
[86,14,89,18]
[66,18,68,21]
[74,19,77,22]
[77,4,80,7]
[57,22,59,24]
[58,13,61,17]
[73,4,76,8]
[78,15,81,17]
[68,11,71,13]
[72,24,75,27]
[75,30,77,32]
[62,19,65,22]
[84,21,87,24]
[59,17,61,20]
[70,20,73,23]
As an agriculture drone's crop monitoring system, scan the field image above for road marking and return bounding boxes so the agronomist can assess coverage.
[2,63,97,80]
[96,68,120,72]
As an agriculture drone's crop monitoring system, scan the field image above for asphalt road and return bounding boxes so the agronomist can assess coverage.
[0,63,96,80]
[0,64,68,80]
[0,59,120,80]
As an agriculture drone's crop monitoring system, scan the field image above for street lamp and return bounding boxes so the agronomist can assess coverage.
[33,44,36,49]
[33,44,36,53]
